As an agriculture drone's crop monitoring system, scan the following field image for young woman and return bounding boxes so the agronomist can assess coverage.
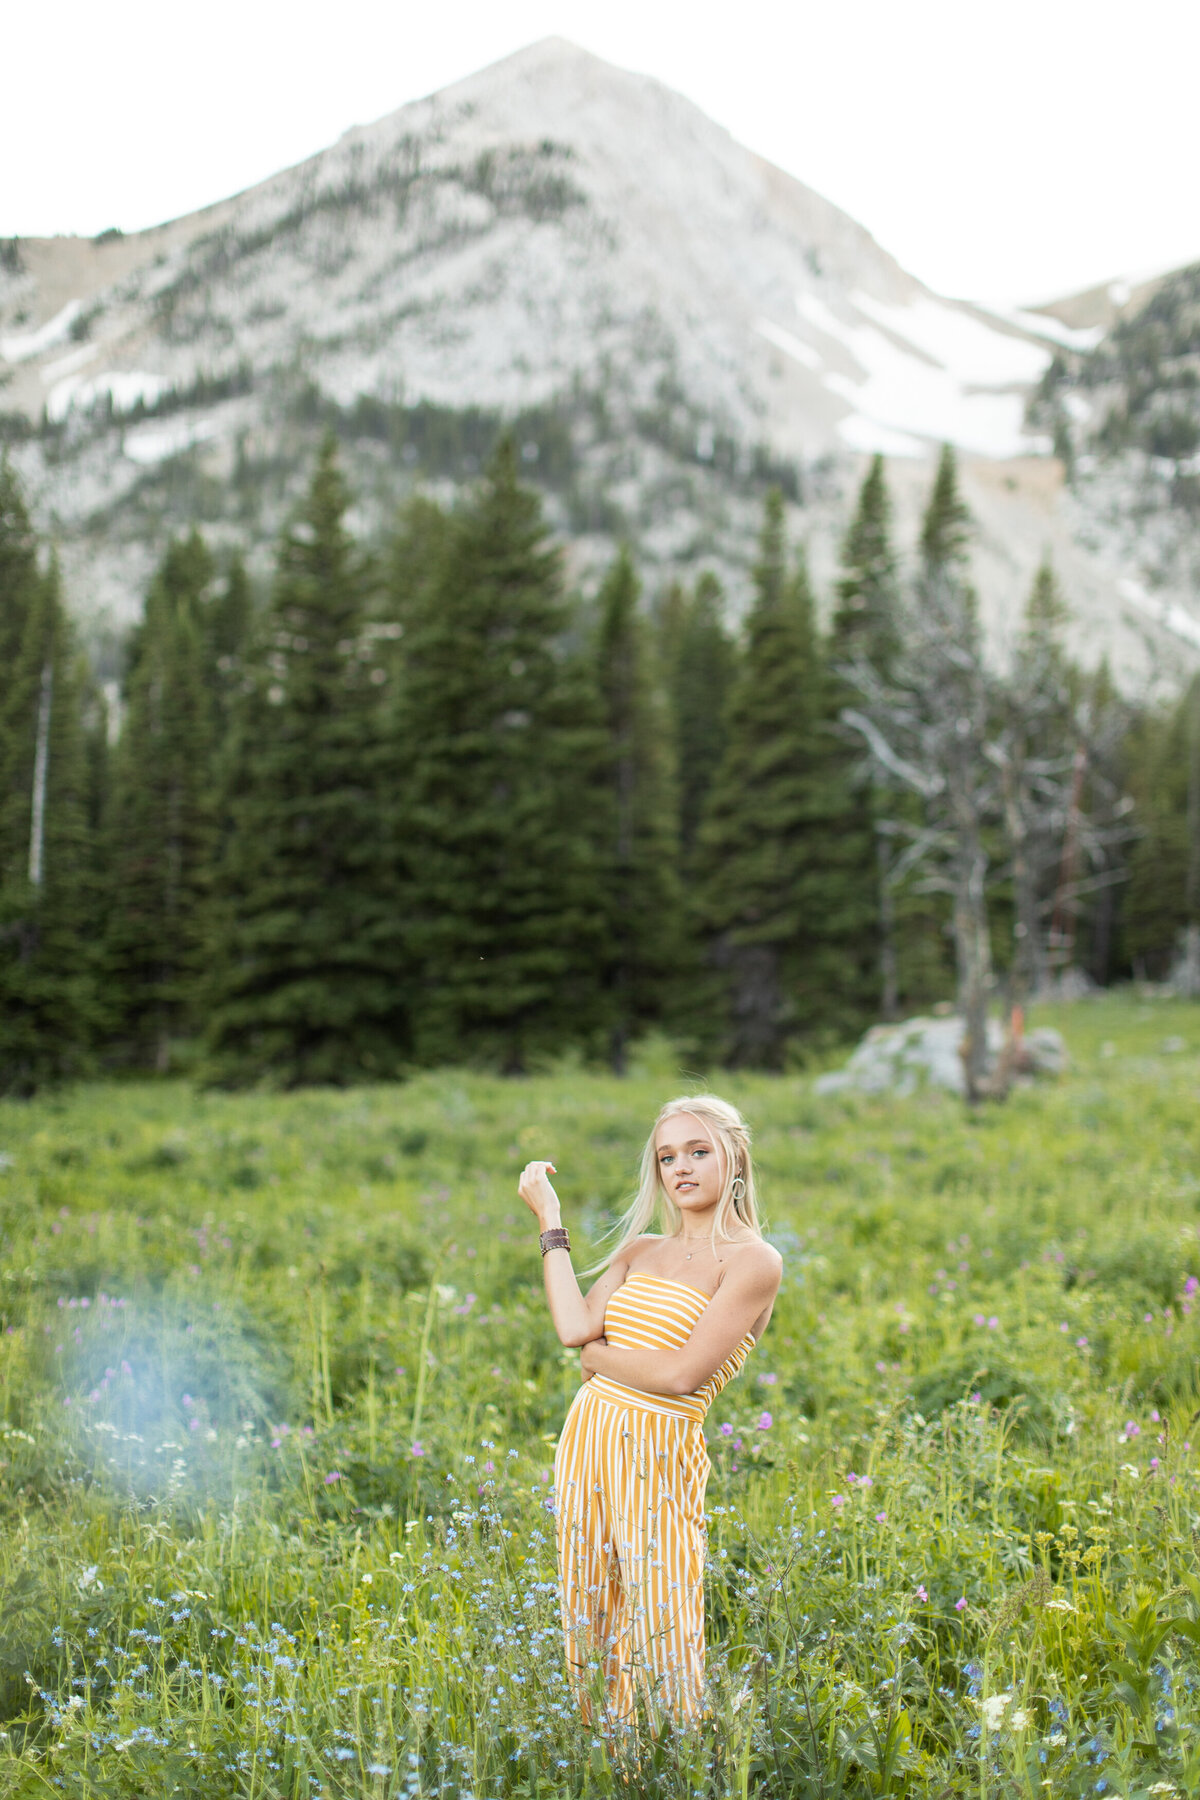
[518,1093,781,1730]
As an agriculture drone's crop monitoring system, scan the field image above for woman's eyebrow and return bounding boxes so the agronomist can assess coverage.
[657,1139,712,1153]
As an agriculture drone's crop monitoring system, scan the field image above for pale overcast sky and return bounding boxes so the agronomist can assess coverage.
[5,0,1197,306]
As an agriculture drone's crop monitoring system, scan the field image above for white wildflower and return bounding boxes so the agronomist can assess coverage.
[980,1693,1012,1729]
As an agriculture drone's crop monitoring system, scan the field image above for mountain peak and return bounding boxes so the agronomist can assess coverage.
[3,37,1196,680]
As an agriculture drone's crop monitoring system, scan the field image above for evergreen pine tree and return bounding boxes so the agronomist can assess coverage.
[1002,557,1076,1001]
[832,454,901,673]
[920,442,973,571]
[1122,675,1200,979]
[200,551,254,737]
[917,447,994,1093]
[890,448,965,1011]
[697,491,854,1067]
[0,455,40,676]
[205,437,405,1085]
[0,552,99,1092]
[665,572,737,860]
[105,532,218,1068]
[829,455,904,1018]
[400,438,609,1070]
[595,546,683,1070]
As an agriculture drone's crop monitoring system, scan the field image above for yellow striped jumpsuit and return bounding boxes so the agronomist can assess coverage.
[553,1272,756,1725]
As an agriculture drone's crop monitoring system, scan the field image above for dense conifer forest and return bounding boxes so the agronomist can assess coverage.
[1,439,1197,1094]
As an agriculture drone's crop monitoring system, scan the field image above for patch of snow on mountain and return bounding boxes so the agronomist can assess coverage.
[836,414,928,458]
[795,290,1042,459]
[47,370,167,423]
[0,300,82,364]
[993,307,1105,353]
[852,292,1048,388]
[123,417,216,466]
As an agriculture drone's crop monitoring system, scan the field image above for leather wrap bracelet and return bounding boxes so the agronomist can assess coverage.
[539,1226,571,1257]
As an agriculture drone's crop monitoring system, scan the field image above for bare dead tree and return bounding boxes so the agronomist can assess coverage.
[842,561,999,1103]
[842,559,1137,1102]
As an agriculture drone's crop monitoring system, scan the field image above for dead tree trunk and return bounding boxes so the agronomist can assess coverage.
[952,838,993,1102]
[876,828,899,1022]
[28,661,53,889]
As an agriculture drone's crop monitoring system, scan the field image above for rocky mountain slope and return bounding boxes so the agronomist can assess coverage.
[1,37,1197,685]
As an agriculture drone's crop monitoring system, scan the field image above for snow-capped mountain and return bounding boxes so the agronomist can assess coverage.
[1,37,1196,683]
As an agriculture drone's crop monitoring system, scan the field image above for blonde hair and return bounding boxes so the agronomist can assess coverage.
[588,1093,762,1274]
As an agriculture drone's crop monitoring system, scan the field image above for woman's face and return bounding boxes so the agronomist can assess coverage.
[654,1112,724,1216]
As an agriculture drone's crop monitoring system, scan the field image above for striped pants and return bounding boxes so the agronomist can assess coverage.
[553,1375,710,1726]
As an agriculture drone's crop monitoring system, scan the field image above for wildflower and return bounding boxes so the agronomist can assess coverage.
[973,1313,985,1327]
[324,1472,341,1485]
[980,1692,1012,1729]
[1123,1420,1141,1439]
[1010,1707,1030,1729]
[830,1495,846,1508]
[1187,1277,1199,1296]
[1076,1336,1089,1349]
[987,1316,999,1330]
[955,1596,967,1612]
[914,1584,928,1602]
[875,1511,887,1523]
[757,1412,773,1430]
[719,1423,733,1438]
[411,1442,425,1458]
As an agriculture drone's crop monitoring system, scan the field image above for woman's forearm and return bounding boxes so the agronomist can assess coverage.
[588,1342,690,1397]
[540,1210,598,1347]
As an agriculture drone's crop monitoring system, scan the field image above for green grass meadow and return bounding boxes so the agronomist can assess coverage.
[2,996,1200,1798]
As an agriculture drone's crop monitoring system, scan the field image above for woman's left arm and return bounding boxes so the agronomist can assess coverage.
[580,1248,782,1397]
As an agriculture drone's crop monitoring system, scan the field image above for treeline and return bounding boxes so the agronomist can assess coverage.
[1,440,1197,1094]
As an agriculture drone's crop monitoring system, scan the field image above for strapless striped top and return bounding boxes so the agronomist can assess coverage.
[585,1271,756,1425]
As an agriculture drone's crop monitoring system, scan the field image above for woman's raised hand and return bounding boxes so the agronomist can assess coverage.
[518,1160,560,1228]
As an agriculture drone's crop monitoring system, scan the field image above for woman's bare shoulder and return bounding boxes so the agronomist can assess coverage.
[728,1236,783,1287]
